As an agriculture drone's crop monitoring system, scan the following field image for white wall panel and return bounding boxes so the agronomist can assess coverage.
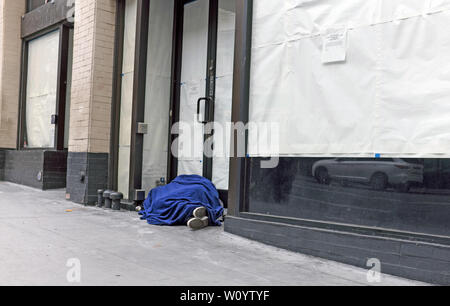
[212,3,236,190]
[249,0,450,157]
[118,0,137,198]
[142,0,174,192]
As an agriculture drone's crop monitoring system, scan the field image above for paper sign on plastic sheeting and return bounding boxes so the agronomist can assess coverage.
[322,26,348,64]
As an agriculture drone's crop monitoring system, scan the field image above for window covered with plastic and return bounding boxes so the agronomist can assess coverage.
[247,0,450,237]
[249,0,450,158]
[25,30,60,149]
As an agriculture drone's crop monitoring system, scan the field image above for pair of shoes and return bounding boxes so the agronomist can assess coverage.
[187,207,209,230]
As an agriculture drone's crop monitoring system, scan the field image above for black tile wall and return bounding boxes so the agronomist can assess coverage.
[0,150,67,190]
[66,152,108,205]
[3,150,45,189]
[226,216,450,285]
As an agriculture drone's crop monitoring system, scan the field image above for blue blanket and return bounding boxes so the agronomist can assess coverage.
[139,175,224,226]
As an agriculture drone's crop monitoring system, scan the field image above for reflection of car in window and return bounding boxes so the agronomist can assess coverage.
[312,158,424,192]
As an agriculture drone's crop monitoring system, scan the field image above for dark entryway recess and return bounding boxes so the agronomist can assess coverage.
[110,0,232,206]
[109,0,150,204]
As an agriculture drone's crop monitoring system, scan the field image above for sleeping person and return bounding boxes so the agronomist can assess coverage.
[139,175,224,230]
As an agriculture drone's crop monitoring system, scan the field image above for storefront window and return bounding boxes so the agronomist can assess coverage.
[248,157,450,236]
[246,1,450,238]
[24,30,60,149]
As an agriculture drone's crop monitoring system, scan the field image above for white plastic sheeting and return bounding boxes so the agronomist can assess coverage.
[25,30,60,148]
[178,0,210,176]
[212,2,236,190]
[141,0,174,192]
[177,0,236,190]
[249,0,450,157]
[118,0,137,199]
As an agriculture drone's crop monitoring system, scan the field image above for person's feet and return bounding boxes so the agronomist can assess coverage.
[187,216,209,230]
[193,206,207,219]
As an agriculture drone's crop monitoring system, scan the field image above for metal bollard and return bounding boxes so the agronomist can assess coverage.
[111,192,123,211]
[103,190,112,209]
[97,189,105,207]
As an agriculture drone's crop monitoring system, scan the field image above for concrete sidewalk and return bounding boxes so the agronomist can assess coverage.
[0,182,427,286]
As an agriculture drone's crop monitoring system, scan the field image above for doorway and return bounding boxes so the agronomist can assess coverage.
[111,0,236,204]
[171,0,236,201]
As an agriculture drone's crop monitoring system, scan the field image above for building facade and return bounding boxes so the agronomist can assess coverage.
[0,0,449,285]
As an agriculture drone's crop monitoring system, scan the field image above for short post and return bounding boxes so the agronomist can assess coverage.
[97,189,105,207]
[111,192,123,211]
[103,190,112,209]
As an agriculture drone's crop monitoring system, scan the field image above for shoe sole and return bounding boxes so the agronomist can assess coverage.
[193,207,207,219]
[188,217,209,230]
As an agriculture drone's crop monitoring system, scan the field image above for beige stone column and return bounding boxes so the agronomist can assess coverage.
[66,0,117,204]
[69,0,117,154]
[0,0,25,149]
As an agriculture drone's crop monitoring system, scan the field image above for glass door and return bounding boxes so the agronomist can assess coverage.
[175,0,235,195]
[212,0,235,191]
[177,0,210,177]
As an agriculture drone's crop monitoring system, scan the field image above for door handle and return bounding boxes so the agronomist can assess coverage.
[197,97,212,124]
